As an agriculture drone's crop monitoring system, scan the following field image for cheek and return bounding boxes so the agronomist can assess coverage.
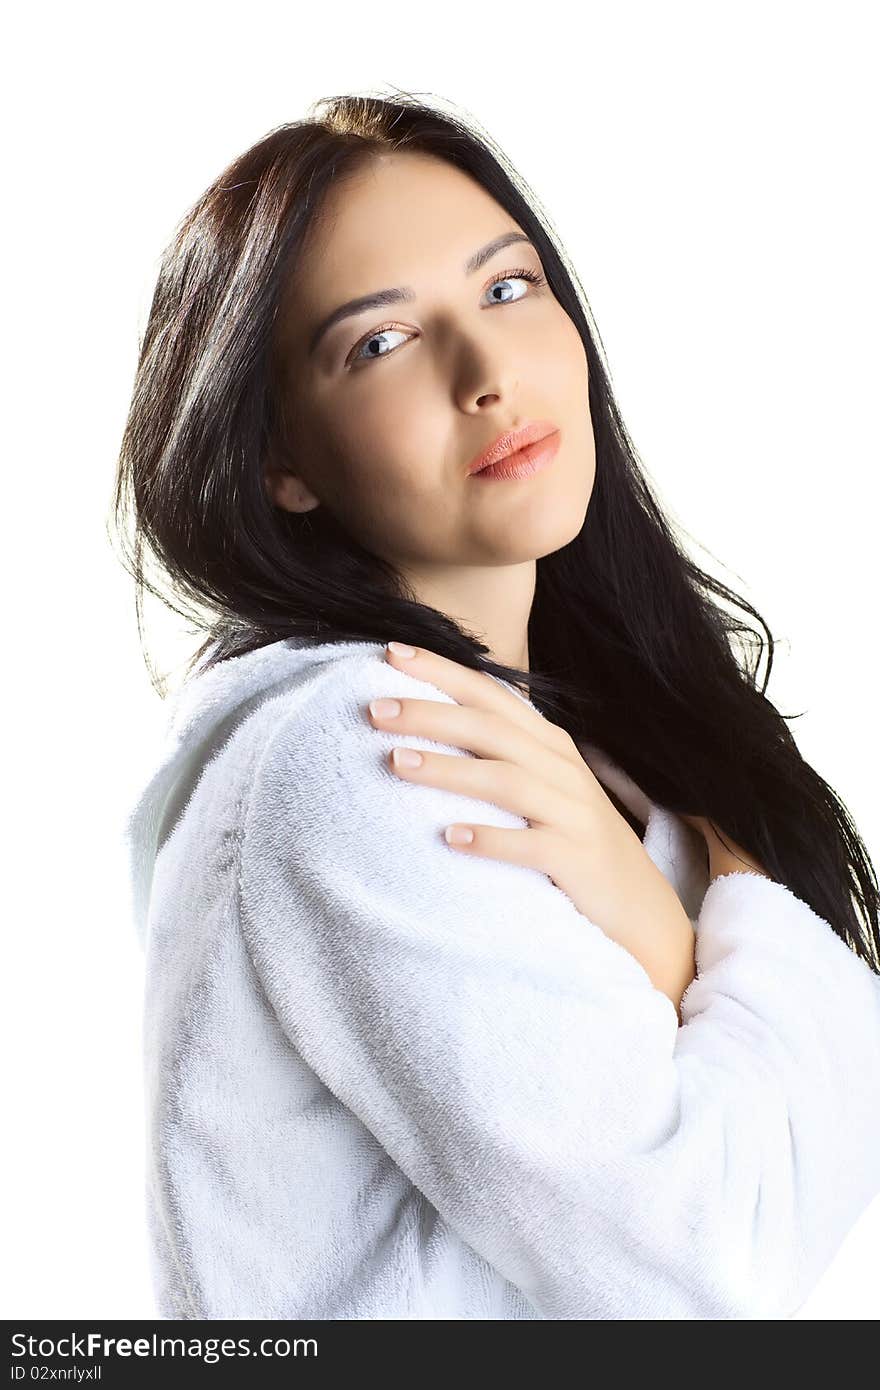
[337,386,444,494]
[547,320,593,449]
[544,313,589,386]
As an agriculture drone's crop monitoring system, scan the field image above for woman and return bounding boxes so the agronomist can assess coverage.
[114,91,880,1320]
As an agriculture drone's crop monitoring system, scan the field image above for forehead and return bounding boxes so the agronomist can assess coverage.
[276,152,523,358]
[303,151,505,273]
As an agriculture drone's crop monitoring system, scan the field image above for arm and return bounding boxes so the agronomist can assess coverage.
[665,923,696,1027]
[240,653,880,1320]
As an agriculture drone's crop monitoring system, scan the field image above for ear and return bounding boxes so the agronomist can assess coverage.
[264,445,321,514]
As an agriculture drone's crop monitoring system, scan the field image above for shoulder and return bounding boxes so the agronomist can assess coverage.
[243,638,485,815]
[255,641,465,761]
[241,640,537,898]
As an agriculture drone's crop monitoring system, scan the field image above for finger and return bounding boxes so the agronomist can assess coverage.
[370,697,589,806]
[387,746,590,834]
[442,820,562,879]
[383,641,577,764]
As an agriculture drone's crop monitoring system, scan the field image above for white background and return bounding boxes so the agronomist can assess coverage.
[4,0,878,1319]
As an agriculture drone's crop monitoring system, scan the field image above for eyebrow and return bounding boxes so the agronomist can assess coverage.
[308,230,536,356]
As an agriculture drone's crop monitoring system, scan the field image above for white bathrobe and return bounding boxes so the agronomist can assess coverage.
[122,635,880,1320]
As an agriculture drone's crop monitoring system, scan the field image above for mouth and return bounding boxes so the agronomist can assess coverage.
[466,419,560,476]
[470,430,562,482]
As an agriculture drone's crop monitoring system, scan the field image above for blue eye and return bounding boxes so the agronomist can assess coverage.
[345,267,548,368]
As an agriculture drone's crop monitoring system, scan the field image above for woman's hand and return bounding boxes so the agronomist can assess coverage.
[678,814,773,884]
[366,642,696,1019]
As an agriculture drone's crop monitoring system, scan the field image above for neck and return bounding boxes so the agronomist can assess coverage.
[398,559,534,673]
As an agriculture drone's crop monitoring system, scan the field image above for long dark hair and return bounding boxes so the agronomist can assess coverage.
[109,87,879,972]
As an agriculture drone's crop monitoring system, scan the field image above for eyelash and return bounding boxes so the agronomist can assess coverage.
[345,267,548,368]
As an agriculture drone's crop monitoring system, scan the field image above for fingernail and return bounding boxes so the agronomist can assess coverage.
[445,825,474,845]
[387,641,416,658]
[392,747,423,769]
[370,698,401,718]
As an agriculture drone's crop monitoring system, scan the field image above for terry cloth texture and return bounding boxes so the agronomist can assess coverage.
[122,635,880,1319]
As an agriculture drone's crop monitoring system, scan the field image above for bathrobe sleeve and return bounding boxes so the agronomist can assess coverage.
[238,653,880,1320]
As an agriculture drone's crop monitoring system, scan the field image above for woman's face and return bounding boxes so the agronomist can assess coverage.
[269,151,595,580]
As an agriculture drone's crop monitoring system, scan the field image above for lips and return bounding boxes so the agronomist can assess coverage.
[466,420,560,475]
